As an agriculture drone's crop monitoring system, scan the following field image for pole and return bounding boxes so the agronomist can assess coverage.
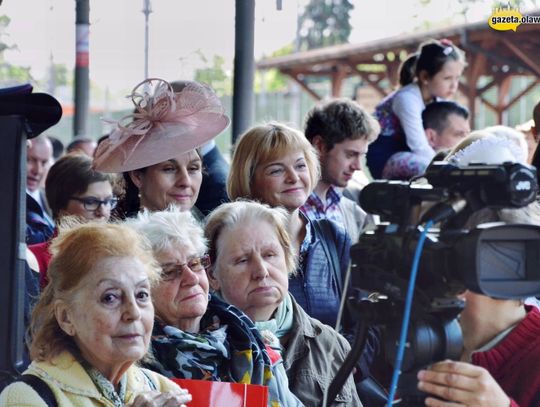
[142,0,152,79]
[232,0,255,144]
[74,0,90,137]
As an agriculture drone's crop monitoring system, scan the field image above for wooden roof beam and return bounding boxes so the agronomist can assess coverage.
[502,79,540,111]
[331,65,348,97]
[500,37,540,77]
[347,63,388,98]
[479,96,497,112]
[459,31,529,74]
[476,78,497,95]
[284,72,322,101]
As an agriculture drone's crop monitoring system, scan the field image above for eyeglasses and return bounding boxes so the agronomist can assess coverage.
[160,254,211,281]
[69,196,118,211]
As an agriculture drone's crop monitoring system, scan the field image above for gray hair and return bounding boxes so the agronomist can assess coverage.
[125,206,207,256]
[205,200,297,276]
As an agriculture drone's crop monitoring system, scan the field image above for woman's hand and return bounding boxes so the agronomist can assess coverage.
[417,360,511,407]
[129,388,192,407]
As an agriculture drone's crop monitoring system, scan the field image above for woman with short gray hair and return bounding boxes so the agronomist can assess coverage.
[126,207,302,407]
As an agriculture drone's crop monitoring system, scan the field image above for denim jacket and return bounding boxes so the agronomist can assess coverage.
[289,217,379,381]
[289,217,350,328]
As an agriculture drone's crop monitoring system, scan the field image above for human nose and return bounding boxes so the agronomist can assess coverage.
[251,255,269,280]
[122,295,142,321]
[351,156,362,171]
[285,167,299,183]
[95,202,109,217]
[180,266,199,286]
[29,161,41,175]
[175,167,193,188]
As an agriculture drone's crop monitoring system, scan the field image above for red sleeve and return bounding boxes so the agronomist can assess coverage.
[29,241,52,289]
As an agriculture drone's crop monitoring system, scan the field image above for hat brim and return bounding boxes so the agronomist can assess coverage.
[93,112,229,173]
[0,91,62,139]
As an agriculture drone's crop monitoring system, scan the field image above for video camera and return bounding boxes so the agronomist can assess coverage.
[329,161,540,406]
[355,161,540,302]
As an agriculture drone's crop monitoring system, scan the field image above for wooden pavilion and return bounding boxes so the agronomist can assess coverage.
[257,10,540,124]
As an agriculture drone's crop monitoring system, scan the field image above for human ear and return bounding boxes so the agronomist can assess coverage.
[418,70,430,85]
[425,128,437,148]
[54,300,76,337]
[312,135,328,155]
[206,267,221,291]
[128,170,144,189]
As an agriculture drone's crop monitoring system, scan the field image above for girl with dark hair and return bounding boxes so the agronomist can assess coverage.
[366,39,466,180]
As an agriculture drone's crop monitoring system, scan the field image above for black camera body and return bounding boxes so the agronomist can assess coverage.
[355,161,540,301]
[346,161,540,404]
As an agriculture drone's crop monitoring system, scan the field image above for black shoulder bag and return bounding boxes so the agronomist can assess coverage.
[15,374,58,407]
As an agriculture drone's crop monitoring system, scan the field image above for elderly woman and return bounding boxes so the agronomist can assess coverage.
[93,78,229,220]
[205,200,361,406]
[228,122,349,326]
[418,135,540,406]
[29,153,116,287]
[0,223,190,406]
[126,208,302,407]
[228,122,377,380]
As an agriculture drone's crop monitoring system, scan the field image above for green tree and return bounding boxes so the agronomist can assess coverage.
[298,0,353,51]
[0,15,33,83]
[194,54,232,96]
[256,43,294,93]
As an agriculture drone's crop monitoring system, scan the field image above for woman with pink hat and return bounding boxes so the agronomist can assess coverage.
[93,78,229,219]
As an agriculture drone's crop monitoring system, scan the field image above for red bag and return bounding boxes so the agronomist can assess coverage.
[171,378,268,407]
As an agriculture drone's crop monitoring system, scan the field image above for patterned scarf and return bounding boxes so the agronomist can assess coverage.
[150,319,229,381]
[145,295,290,406]
[83,363,127,407]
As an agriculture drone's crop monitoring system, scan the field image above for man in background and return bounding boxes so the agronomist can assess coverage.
[67,136,97,157]
[26,135,54,244]
[301,98,380,243]
[422,100,470,152]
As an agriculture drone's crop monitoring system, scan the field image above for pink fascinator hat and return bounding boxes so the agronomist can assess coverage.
[93,78,230,173]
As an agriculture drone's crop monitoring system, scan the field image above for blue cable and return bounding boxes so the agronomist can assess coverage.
[386,220,434,406]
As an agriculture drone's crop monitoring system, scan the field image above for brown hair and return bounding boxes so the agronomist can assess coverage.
[304,98,380,149]
[29,222,160,362]
[45,153,115,220]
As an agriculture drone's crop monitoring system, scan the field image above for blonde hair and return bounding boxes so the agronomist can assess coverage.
[29,222,160,362]
[227,122,320,200]
[205,200,297,277]
[125,207,207,256]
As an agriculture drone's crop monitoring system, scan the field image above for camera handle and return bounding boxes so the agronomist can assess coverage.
[325,294,387,407]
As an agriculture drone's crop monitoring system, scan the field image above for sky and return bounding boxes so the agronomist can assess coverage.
[0,0,537,110]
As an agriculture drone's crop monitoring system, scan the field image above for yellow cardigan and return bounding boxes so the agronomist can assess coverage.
[0,351,180,406]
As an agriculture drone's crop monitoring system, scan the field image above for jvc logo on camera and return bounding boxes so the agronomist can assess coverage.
[515,180,532,191]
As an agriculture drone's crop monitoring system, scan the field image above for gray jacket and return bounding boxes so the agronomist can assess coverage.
[338,195,375,245]
[283,297,362,406]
